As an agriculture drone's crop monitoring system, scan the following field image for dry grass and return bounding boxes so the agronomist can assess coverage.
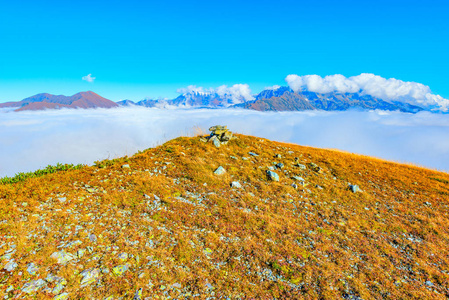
[0,133,448,299]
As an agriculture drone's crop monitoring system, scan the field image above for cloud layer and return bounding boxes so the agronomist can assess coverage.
[1,107,449,177]
[82,74,96,83]
[285,73,449,111]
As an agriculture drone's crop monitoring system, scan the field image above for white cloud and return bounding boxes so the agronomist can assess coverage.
[1,108,449,177]
[82,74,96,83]
[176,85,207,95]
[264,85,281,91]
[215,84,254,103]
[285,73,449,111]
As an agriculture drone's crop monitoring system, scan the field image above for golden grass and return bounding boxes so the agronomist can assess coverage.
[0,133,448,299]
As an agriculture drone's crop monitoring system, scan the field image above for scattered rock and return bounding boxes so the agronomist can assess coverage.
[51,251,76,265]
[80,268,101,286]
[122,164,130,169]
[89,233,97,243]
[249,152,259,157]
[275,154,282,159]
[275,163,284,169]
[134,288,143,300]
[54,293,69,300]
[214,166,226,175]
[349,184,362,193]
[292,176,305,181]
[112,264,129,276]
[4,259,17,272]
[309,162,323,173]
[231,181,242,188]
[296,163,306,170]
[118,252,129,261]
[27,262,39,275]
[22,279,46,294]
[267,170,280,182]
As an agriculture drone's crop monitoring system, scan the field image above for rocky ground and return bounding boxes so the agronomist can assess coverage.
[1,128,448,299]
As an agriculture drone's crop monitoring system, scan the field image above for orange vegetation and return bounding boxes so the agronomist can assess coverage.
[0,133,448,299]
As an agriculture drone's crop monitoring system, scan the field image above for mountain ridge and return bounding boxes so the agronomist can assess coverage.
[0,91,118,111]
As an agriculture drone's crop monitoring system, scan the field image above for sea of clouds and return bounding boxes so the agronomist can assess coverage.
[1,107,449,177]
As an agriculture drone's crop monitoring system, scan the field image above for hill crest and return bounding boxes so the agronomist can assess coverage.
[0,131,448,298]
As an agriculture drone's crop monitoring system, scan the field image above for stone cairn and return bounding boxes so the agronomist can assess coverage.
[200,125,233,147]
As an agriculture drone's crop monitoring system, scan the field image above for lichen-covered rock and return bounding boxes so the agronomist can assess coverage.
[22,279,46,294]
[27,262,39,275]
[4,259,17,272]
[133,288,143,300]
[54,292,69,300]
[80,268,101,286]
[51,251,75,265]
[112,264,129,276]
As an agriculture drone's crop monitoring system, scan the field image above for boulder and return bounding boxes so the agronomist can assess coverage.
[267,170,280,182]
[214,166,226,175]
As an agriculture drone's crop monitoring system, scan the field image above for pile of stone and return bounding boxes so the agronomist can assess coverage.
[200,125,234,147]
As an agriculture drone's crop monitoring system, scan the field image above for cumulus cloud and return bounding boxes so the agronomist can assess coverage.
[82,74,96,83]
[264,85,281,90]
[285,73,449,111]
[176,85,206,95]
[1,108,449,177]
[177,84,254,103]
[215,84,254,103]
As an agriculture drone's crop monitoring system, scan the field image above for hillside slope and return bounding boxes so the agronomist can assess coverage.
[1,132,448,299]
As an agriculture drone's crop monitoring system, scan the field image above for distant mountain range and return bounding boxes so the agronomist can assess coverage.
[120,86,424,113]
[1,88,425,113]
[0,91,118,111]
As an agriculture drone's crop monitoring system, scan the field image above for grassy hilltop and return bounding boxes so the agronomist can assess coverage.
[0,131,448,299]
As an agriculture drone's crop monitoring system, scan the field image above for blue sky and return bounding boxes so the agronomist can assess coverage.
[1,0,448,102]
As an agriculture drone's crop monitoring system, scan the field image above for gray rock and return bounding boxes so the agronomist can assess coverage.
[275,154,282,159]
[297,163,306,170]
[54,293,69,300]
[214,166,226,175]
[275,163,284,169]
[248,152,259,157]
[80,268,101,286]
[122,164,130,169]
[22,279,46,294]
[425,280,434,287]
[231,181,242,188]
[349,184,362,193]
[27,262,39,275]
[267,170,280,182]
[89,233,97,243]
[4,259,17,272]
[50,251,75,265]
[212,137,221,148]
[292,176,305,181]
[134,288,143,300]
